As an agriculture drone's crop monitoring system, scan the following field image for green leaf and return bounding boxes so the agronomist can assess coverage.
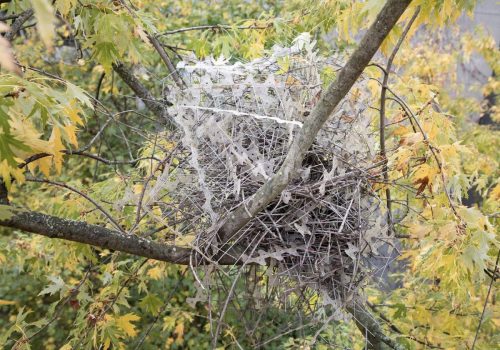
[38,275,66,296]
[139,294,163,315]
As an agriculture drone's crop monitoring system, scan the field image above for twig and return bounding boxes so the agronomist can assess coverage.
[471,249,500,349]
[26,177,124,233]
[158,23,272,36]
[379,7,420,234]
[367,301,443,349]
[148,34,185,89]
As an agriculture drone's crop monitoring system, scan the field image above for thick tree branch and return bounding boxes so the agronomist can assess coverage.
[0,209,236,265]
[218,0,412,243]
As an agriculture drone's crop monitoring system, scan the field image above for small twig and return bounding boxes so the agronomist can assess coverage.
[379,7,420,234]
[18,151,161,169]
[26,177,124,233]
[471,249,500,349]
[158,23,272,36]
[0,13,20,21]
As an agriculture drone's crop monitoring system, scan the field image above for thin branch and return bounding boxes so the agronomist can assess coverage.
[26,177,124,233]
[112,62,167,121]
[471,249,500,349]
[4,8,33,41]
[148,34,185,89]
[347,303,405,350]
[0,13,20,21]
[379,7,420,233]
[367,301,443,349]
[158,23,271,36]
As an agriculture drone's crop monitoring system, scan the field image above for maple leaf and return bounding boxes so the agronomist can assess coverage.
[49,127,66,174]
[38,275,66,296]
[146,266,163,280]
[116,313,140,337]
[414,176,429,195]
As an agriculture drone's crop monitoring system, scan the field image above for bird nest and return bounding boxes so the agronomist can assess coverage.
[144,34,389,315]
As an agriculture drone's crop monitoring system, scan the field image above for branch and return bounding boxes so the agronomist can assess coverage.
[379,7,420,233]
[218,0,412,243]
[347,303,405,350]
[471,249,500,349]
[112,62,167,121]
[0,208,238,265]
[158,23,271,36]
[4,8,33,41]
[148,34,185,89]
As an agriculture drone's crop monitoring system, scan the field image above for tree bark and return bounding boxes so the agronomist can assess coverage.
[0,208,234,265]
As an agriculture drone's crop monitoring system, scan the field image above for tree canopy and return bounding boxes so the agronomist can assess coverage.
[0,0,498,349]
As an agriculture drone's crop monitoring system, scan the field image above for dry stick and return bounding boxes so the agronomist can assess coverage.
[471,249,500,350]
[217,0,413,244]
[379,7,420,234]
[158,23,272,36]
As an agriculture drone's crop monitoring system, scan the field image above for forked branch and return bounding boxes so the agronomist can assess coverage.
[218,0,413,243]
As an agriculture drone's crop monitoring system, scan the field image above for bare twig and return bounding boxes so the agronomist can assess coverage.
[26,177,124,233]
[158,23,272,36]
[379,7,420,233]
[471,249,500,349]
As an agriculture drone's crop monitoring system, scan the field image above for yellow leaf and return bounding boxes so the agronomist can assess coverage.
[147,266,163,280]
[64,102,84,126]
[10,117,52,155]
[59,343,72,350]
[49,128,66,174]
[103,337,111,350]
[0,299,16,305]
[490,183,500,201]
[55,0,77,17]
[31,0,56,49]
[174,322,184,342]
[175,234,195,246]
[63,124,79,147]
[116,313,140,337]
[29,156,52,177]
[0,159,25,188]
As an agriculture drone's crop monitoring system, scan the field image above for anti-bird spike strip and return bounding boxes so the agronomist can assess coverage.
[137,33,392,319]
